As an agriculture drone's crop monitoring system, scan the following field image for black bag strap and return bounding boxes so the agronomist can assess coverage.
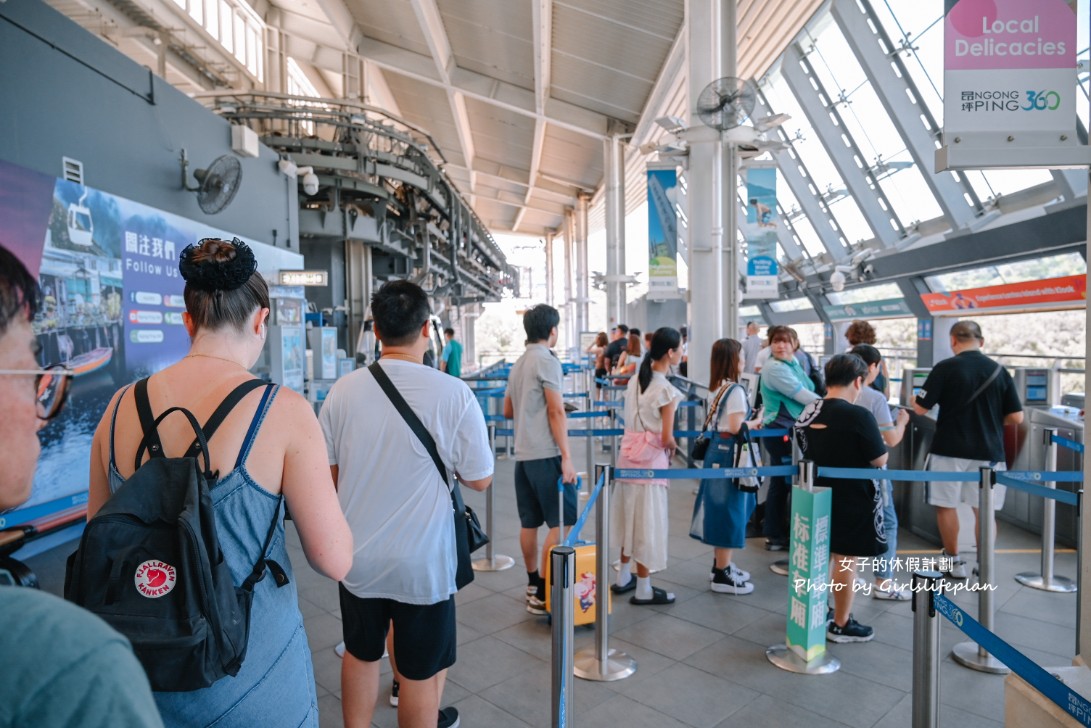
[135,405,213,478]
[242,497,287,592]
[966,364,1003,408]
[369,362,453,495]
[732,422,759,468]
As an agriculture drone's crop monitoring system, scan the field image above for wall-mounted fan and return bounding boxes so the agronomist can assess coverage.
[695,77,757,131]
[180,149,242,214]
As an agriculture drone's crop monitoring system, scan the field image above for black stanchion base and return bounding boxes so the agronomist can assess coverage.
[769,559,789,576]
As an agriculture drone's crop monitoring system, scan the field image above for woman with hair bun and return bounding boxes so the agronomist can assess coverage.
[87,237,353,726]
[610,327,683,605]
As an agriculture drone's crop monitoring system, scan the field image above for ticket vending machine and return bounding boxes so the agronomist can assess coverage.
[265,285,307,394]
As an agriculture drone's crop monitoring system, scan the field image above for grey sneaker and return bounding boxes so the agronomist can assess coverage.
[827,615,875,643]
[526,594,547,615]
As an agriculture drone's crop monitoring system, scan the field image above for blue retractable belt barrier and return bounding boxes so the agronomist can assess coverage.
[566,411,613,420]
[614,466,796,481]
[562,392,589,398]
[496,428,514,437]
[561,473,605,548]
[599,399,624,406]
[677,400,701,408]
[817,467,981,482]
[566,429,625,437]
[483,414,509,423]
[933,592,1091,726]
[470,386,506,395]
[1005,470,1084,483]
[996,473,1080,506]
[1052,434,1085,454]
[749,428,790,439]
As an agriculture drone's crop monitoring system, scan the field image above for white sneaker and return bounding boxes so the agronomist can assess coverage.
[940,550,969,579]
[873,584,911,601]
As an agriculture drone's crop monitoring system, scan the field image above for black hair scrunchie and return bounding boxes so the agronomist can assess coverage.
[179,237,258,292]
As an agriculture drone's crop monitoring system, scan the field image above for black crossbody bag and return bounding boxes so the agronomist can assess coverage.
[369,362,489,590]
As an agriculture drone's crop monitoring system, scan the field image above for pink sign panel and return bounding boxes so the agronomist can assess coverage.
[945,0,1076,71]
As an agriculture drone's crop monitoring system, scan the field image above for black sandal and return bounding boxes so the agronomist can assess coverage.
[610,577,637,594]
[630,586,675,605]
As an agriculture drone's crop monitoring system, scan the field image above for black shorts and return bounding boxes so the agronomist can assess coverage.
[338,585,456,680]
[514,457,578,529]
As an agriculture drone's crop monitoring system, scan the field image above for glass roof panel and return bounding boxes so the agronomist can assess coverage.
[769,296,815,313]
[826,282,903,305]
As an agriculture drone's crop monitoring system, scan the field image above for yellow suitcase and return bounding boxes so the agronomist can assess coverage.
[544,476,611,625]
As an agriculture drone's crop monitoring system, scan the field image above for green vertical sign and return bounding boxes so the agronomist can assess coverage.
[786,486,832,662]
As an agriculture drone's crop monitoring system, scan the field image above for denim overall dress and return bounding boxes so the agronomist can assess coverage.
[108,384,318,727]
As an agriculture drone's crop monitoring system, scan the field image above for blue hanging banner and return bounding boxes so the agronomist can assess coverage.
[646,166,679,299]
[743,166,779,299]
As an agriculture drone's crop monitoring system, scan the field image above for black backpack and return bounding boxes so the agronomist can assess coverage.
[64,378,288,692]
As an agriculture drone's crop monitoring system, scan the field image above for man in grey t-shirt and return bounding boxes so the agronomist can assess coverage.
[504,304,579,614]
[742,321,763,374]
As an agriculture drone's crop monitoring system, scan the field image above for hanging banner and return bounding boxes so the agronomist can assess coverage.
[943,0,1077,144]
[920,274,1086,313]
[0,158,301,525]
[646,166,679,299]
[743,166,779,299]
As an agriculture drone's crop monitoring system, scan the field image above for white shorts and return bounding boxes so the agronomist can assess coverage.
[610,482,669,572]
[925,454,1006,510]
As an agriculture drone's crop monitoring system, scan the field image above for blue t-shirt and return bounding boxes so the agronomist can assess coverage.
[0,588,163,727]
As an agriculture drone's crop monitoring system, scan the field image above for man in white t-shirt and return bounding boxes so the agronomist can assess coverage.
[321,280,493,728]
[742,321,763,375]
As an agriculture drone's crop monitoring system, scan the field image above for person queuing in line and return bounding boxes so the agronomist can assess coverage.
[679,325,689,377]
[611,327,684,606]
[88,238,353,726]
[757,325,820,551]
[913,320,1023,580]
[641,330,654,371]
[603,323,629,372]
[0,245,164,728]
[439,327,462,378]
[742,321,764,375]
[612,329,642,381]
[321,280,492,728]
[845,320,889,398]
[794,354,889,643]
[851,344,910,600]
[588,331,609,400]
[503,304,579,615]
[690,338,759,595]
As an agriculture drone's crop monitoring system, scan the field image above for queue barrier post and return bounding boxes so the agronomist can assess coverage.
[550,545,576,728]
[911,571,943,728]
[1015,428,1077,593]
[951,467,1010,674]
[769,433,802,578]
[575,464,637,682]
[473,424,515,572]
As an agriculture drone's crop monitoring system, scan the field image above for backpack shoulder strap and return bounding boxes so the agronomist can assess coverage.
[133,378,164,469]
[108,383,134,473]
[183,379,270,459]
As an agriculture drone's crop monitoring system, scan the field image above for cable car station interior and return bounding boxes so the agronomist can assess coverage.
[3,0,1091,726]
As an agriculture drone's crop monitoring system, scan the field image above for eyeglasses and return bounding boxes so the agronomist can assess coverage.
[0,365,74,421]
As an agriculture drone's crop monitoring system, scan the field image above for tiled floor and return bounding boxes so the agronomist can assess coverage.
[26,456,1079,727]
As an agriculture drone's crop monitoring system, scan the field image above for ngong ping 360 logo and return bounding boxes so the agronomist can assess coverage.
[134,560,177,598]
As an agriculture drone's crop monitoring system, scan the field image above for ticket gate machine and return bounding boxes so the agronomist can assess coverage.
[894,366,1065,545]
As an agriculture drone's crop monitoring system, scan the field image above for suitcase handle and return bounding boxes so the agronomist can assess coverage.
[556,475,582,532]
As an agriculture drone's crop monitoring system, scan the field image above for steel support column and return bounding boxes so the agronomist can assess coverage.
[780,44,905,247]
[686,0,737,387]
[604,133,627,328]
[563,214,575,354]
[576,193,590,336]
[545,233,555,307]
[831,0,979,229]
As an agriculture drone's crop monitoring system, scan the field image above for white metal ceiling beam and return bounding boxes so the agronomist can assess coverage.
[514,0,554,233]
[631,26,685,150]
[356,36,609,140]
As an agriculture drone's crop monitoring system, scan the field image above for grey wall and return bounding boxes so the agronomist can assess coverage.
[0,0,297,251]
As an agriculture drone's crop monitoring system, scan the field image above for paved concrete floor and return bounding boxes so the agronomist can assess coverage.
[26,455,1080,727]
